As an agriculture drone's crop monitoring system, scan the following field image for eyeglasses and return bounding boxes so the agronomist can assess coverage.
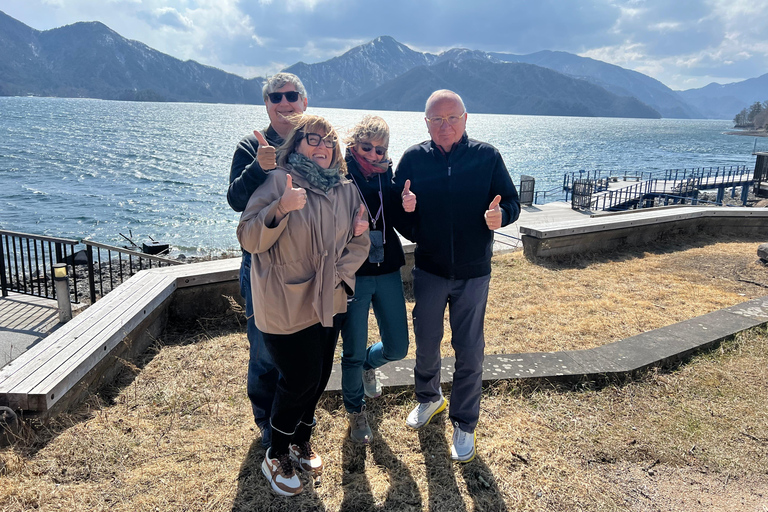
[426,112,466,127]
[267,91,301,103]
[358,142,387,156]
[301,132,337,149]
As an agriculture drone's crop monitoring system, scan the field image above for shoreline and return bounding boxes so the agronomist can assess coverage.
[724,129,768,137]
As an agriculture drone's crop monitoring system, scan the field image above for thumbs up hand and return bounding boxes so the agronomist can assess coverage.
[254,130,276,171]
[353,204,368,236]
[401,179,416,212]
[278,174,306,214]
[484,195,502,230]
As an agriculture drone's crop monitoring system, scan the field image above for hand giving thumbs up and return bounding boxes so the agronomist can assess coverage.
[401,179,416,212]
[353,204,368,236]
[277,174,306,215]
[253,130,276,171]
[484,195,502,230]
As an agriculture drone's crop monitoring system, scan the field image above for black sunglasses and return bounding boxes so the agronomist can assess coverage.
[267,91,301,104]
[301,132,337,149]
[358,142,387,156]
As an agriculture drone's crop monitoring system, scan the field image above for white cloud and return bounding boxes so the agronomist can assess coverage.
[3,0,768,90]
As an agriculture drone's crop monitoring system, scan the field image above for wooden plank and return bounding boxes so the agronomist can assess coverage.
[22,275,176,411]
[149,258,240,288]
[0,272,158,391]
[0,273,174,410]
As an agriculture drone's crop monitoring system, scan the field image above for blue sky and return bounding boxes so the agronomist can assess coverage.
[2,0,767,91]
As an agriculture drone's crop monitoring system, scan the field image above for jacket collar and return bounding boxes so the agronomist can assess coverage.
[265,124,284,147]
[429,132,469,157]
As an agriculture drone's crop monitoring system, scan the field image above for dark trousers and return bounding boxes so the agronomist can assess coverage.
[240,252,279,430]
[262,317,341,455]
[412,267,490,432]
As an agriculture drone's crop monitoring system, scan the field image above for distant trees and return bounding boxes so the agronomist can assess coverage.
[734,100,768,128]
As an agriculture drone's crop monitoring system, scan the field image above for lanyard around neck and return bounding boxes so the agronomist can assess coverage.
[350,173,386,243]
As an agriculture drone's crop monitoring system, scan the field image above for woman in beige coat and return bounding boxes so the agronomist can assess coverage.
[237,114,369,496]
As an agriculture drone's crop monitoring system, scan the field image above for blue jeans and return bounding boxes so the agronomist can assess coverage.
[340,271,410,413]
[240,252,279,433]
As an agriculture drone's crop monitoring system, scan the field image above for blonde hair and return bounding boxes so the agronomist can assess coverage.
[344,116,390,156]
[276,114,346,173]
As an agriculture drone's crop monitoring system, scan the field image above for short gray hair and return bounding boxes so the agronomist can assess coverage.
[425,89,466,116]
[262,73,307,102]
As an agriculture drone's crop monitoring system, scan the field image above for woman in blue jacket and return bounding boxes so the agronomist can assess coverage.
[340,116,416,444]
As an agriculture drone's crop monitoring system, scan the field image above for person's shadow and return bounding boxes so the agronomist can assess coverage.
[419,418,509,512]
[340,403,422,511]
[231,437,327,512]
[458,455,509,512]
[417,419,468,512]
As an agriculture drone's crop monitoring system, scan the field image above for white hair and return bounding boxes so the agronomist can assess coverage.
[425,90,466,116]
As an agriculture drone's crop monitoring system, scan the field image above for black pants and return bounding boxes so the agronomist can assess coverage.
[262,317,341,455]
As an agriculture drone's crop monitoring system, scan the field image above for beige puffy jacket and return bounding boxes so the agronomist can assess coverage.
[237,167,370,335]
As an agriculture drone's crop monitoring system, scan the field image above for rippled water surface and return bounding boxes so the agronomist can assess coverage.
[0,97,758,255]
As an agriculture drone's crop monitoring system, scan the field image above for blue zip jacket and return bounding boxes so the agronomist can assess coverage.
[393,133,520,279]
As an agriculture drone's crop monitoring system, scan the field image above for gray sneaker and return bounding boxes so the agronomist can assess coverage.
[362,368,381,398]
[450,422,476,463]
[348,407,372,444]
[405,396,447,429]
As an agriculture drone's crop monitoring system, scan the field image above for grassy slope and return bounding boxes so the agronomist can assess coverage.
[1,234,767,511]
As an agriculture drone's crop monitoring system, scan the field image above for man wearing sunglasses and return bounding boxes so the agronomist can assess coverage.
[227,73,308,449]
[393,89,520,463]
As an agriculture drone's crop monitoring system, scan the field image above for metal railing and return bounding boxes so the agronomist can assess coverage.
[662,165,752,186]
[81,240,181,303]
[0,230,82,302]
[1,230,182,304]
[566,165,753,211]
[563,169,654,194]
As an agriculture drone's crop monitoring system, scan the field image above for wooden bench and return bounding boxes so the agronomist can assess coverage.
[0,258,240,415]
[519,206,768,259]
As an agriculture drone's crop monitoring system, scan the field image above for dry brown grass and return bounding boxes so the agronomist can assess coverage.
[1,234,768,511]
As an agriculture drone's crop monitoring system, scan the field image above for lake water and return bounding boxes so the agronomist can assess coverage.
[0,97,760,256]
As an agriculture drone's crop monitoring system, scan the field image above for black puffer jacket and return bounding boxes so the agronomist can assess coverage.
[393,133,520,280]
[345,152,406,276]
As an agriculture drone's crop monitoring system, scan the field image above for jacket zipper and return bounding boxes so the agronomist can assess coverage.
[447,163,455,279]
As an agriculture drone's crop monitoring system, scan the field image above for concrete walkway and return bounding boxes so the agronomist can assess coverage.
[0,293,60,368]
[324,296,768,392]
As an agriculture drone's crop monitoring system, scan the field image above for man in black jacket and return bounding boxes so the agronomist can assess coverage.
[393,89,520,463]
[227,73,308,448]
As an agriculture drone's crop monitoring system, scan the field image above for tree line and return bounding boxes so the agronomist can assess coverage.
[733,101,768,128]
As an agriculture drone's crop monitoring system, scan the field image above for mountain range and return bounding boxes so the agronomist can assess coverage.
[1,10,765,120]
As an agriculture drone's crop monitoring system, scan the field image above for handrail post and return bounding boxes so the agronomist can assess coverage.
[53,263,72,323]
[0,234,7,297]
[86,244,97,303]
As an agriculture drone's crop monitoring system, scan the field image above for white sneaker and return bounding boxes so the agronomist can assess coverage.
[362,368,382,398]
[450,422,476,463]
[405,396,447,429]
[261,447,303,496]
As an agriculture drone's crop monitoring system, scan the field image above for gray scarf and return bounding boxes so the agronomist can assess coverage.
[288,153,342,192]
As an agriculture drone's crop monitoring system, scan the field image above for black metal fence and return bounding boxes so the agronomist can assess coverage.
[1,230,182,304]
[0,230,81,302]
